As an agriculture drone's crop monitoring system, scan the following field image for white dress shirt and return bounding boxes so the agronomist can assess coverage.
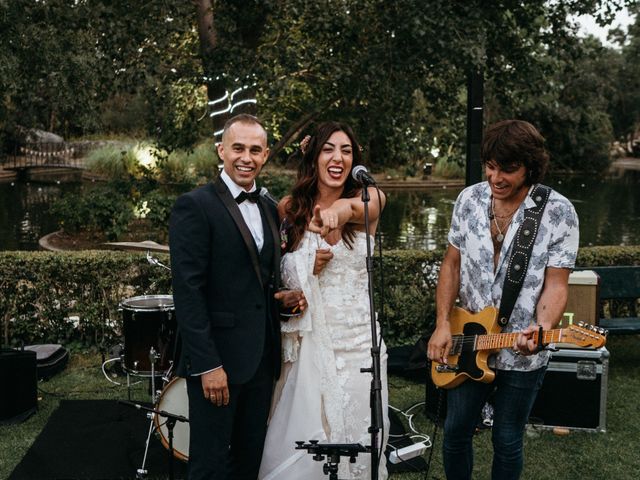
[220,170,264,252]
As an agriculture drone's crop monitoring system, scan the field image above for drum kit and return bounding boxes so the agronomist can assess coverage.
[102,242,190,478]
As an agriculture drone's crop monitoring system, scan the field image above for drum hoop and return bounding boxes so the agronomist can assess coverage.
[154,376,189,462]
[120,294,174,312]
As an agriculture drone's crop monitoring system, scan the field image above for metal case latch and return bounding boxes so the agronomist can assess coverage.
[576,360,597,381]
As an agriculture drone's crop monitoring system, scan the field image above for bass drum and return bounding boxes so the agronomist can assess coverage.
[155,376,190,461]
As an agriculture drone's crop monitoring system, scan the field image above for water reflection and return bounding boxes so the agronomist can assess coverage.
[0,182,78,250]
[379,170,640,250]
[1,170,638,251]
[550,171,640,247]
[379,188,459,250]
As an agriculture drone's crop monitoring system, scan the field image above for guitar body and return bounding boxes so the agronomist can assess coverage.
[431,306,501,389]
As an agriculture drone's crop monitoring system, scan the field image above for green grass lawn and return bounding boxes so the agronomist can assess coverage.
[2,335,639,479]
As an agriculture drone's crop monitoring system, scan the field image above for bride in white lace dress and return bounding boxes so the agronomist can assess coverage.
[259,122,389,480]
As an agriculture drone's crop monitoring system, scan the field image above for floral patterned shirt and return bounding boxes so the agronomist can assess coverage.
[448,182,579,371]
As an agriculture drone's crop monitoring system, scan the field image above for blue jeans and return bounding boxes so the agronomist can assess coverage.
[442,367,546,480]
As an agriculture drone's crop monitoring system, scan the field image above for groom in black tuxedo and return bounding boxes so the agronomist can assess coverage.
[169,114,304,480]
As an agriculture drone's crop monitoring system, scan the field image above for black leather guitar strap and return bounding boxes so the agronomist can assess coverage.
[497,184,551,327]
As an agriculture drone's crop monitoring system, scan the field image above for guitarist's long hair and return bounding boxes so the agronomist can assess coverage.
[481,120,549,185]
[283,121,363,253]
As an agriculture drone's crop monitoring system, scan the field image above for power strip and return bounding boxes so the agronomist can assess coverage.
[389,442,429,464]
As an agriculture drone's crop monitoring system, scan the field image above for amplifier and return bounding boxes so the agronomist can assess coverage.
[529,347,608,432]
[0,349,38,424]
[561,270,599,328]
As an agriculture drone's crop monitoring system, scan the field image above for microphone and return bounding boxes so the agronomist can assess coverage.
[259,187,279,207]
[351,165,377,186]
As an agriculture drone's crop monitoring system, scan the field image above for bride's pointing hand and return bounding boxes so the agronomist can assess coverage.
[309,205,337,237]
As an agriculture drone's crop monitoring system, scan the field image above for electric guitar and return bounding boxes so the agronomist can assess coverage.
[430,306,607,389]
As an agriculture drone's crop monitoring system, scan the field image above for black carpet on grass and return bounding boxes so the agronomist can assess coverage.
[9,399,187,480]
[10,399,426,479]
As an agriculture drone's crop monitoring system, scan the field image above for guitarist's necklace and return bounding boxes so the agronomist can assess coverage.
[490,197,517,243]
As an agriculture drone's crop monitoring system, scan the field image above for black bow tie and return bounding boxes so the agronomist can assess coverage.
[235,190,261,204]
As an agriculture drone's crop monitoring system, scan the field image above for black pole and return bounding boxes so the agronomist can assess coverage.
[166,417,177,480]
[359,186,383,479]
[466,68,484,186]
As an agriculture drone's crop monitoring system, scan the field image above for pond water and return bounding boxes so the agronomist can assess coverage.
[0,181,79,250]
[379,170,640,250]
[1,170,639,251]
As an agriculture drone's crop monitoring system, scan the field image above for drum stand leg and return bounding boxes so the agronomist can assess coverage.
[136,347,165,479]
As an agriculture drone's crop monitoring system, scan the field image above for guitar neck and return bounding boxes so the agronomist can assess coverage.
[475,329,562,351]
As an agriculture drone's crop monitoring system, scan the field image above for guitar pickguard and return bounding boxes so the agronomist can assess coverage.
[456,321,488,380]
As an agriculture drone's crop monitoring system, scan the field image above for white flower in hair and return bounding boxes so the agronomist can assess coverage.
[299,135,311,154]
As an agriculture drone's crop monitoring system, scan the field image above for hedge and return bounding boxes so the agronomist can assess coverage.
[1,246,639,349]
[0,251,171,350]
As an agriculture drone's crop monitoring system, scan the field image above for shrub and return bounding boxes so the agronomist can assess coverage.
[51,184,134,240]
[85,144,139,180]
[0,251,171,348]
[259,169,296,200]
[153,142,218,186]
[3,246,638,349]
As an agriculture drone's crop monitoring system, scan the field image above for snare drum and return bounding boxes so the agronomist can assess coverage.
[155,376,190,461]
[121,295,176,376]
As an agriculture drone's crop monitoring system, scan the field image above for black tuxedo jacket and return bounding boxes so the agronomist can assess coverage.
[169,179,281,384]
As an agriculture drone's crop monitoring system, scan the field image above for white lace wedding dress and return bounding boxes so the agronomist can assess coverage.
[259,231,389,480]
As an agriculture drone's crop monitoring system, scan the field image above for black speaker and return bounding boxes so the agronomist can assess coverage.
[0,349,38,424]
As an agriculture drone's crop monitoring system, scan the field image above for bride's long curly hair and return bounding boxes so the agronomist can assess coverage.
[283,121,363,253]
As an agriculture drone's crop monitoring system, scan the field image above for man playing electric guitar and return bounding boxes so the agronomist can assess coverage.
[427,120,580,480]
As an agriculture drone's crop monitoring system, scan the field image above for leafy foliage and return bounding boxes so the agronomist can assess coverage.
[0,251,172,347]
[1,0,637,172]
[3,246,639,348]
[51,141,220,241]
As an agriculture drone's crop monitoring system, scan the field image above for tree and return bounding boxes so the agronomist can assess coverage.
[1,0,634,172]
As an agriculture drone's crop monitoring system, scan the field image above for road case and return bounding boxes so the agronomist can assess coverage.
[529,347,609,432]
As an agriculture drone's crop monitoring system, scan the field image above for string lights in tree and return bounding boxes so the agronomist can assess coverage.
[207,76,258,142]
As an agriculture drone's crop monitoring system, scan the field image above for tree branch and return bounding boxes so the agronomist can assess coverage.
[268,97,340,162]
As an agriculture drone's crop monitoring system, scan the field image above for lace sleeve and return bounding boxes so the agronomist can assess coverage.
[280,232,321,362]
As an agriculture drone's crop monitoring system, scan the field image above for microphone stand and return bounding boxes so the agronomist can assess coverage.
[119,400,188,480]
[359,185,383,480]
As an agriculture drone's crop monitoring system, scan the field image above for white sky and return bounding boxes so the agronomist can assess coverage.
[576,6,635,47]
